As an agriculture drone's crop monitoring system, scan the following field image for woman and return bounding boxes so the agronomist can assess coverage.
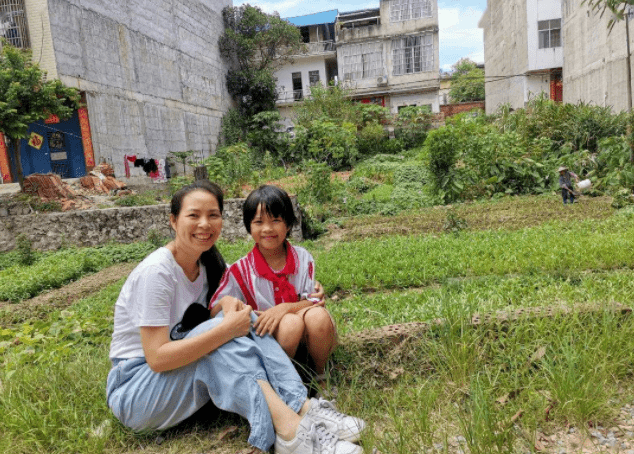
[106,180,365,454]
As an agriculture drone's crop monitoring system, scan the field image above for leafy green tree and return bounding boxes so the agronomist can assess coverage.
[0,43,80,189]
[583,0,634,29]
[219,4,304,144]
[449,58,485,103]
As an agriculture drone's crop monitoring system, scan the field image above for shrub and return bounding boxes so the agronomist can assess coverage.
[357,123,388,158]
[15,234,35,266]
[394,105,433,149]
[298,161,336,204]
[289,119,358,169]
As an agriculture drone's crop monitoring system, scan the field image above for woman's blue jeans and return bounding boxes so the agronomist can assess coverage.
[106,313,307,451]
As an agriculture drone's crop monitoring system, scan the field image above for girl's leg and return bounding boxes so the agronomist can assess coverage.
[302,307,337,375]
[274,313,305,358]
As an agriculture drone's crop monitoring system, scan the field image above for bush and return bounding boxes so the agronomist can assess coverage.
[394,105,433,149]
[15,234,35,266]
[289,119,358,169]
[357,122,388,158]
[298,161,336,204]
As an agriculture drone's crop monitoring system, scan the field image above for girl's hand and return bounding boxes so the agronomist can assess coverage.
[253,305,290,336]
[221,304,252,338]
[309,281,325,304]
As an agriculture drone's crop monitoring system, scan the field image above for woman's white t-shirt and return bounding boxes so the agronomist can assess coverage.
[109,247,208,360]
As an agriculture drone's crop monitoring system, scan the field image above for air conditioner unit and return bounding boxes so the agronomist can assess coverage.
[377,75,388,86]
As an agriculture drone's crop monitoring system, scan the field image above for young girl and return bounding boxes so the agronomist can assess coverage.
[210,185,337,386]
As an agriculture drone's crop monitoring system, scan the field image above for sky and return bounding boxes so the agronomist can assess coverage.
[234,0,487,72]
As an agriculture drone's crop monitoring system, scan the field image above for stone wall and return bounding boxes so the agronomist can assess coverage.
[0,198,303,252]
[46,0,232,177]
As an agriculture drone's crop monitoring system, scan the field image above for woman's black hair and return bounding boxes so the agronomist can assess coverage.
[171,180,227,301]
[243,185,297,235]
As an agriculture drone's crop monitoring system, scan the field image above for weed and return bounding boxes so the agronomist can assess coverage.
[15,233,35,266]
[443,209,468,235]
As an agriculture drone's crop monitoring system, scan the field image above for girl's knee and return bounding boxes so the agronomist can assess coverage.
[304,308,334,333]
[276,314,305,348]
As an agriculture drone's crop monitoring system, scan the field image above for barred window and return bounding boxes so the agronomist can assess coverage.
[390,0,432,22]
[341,42,383,81]
[0,0,30,49]
[392,34,434,75]
[538,19,561,49]
[309,70,320,86]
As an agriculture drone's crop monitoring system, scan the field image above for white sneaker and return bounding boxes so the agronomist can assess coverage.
[304,398,366,443]
[275,419,362,454]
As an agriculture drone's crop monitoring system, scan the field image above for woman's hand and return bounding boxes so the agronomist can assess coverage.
[253,305,291,336]
[221,304,252,339]
[308,281,326,307]
[219,295,247,313]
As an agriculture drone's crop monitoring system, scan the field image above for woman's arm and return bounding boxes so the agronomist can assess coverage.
[141,302,252,373]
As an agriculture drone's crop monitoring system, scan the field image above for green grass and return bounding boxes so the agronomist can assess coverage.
[1,196,633,453]
[314,216,634,294]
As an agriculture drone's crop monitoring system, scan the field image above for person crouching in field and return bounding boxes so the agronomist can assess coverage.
[210,185,337,390]
[558,165,579,205]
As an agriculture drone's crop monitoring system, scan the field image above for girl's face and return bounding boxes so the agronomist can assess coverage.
[250,204,290,253]
[170,190,222,257]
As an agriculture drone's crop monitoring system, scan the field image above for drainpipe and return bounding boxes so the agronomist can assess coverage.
[627,6,634,165]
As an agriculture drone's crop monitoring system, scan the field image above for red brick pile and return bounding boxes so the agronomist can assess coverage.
[22,173,92,211]
[79,162,126,193]
[79,174,126,193]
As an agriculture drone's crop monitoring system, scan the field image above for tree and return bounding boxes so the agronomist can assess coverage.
[449,58,485,103]
[583,0,634,29]
[0,43,80,189]
[219,4,305,134]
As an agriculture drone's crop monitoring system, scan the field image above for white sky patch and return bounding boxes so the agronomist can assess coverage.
[438,4,485,68]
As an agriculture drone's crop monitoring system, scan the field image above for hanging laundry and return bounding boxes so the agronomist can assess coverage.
[126,155,137,163]
[164,159,171,179]
[142,159,158,174]
[124,155,131,178]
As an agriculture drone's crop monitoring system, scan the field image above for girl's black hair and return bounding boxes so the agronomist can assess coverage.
[243,185,297,235]
[171,180,227,301]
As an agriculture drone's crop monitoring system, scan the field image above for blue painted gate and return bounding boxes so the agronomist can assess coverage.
[10,111,86,179]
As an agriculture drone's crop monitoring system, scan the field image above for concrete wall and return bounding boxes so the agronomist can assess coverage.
[480,0,529,114]
[562,0,633,111]
[275,55,330,103]
[43,0,232,178]
[390,91,439,113]
[527,0,563,71]
[0,197,303,252]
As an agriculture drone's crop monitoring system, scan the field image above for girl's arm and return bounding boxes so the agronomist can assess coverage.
[141,301,252,372]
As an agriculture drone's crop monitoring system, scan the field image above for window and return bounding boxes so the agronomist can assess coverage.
[538,19,561,49]
[292,72,303,101]
[0,0,30,49]
[392,34,434,75]
[390,0,432,22]
[309,70,320,86]
[341,42,383,80]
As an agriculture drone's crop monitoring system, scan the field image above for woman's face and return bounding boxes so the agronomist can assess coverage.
[170,189,222,257]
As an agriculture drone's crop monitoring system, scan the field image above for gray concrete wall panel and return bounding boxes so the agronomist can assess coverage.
[46,0,232,177]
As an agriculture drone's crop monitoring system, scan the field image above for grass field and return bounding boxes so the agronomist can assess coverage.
[1,194,633,453]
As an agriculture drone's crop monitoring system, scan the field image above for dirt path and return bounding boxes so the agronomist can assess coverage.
[0,262,137,322]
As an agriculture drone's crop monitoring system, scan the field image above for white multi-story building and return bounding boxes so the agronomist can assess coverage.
[478,0,563,114]
[274,0,440,123]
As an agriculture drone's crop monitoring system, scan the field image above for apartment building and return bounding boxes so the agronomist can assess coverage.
[274,0,440,123]
[0,0,230,183]
[478,0,563,114]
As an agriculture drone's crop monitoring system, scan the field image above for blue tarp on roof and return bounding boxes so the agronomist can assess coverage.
[284,9,338,26]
